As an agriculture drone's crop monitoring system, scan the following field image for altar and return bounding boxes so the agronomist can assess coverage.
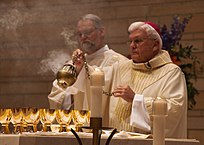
[0,133,200,145]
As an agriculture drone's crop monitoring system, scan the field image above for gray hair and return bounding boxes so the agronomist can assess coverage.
[128,22,162,50]
[80,14,104,29]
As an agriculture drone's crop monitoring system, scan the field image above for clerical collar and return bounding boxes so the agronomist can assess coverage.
[132,50,172,71]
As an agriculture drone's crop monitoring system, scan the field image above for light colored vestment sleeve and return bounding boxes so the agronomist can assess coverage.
[130,94,151,132]
[48,80,67,109]
[48,79,80,109]
[157,69,187,138]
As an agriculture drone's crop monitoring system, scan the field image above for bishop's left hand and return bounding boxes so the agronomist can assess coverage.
[112,85,135,102]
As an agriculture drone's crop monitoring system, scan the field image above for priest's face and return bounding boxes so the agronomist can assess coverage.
[76,19,105,55]
[128,29,159,63]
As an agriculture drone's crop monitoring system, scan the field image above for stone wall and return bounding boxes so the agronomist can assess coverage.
[0,0,204,143]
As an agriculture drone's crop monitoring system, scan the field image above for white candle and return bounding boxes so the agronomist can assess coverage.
[90,86,103,117]
[153,97,167,115]
[90,68,105,117]
[90,68,105,86]
[153,97,167,145]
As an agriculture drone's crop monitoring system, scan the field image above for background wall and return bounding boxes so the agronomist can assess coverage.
[0,0,204,143]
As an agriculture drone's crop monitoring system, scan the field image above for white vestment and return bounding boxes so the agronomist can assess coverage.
[48,45,127,125]
[109,50,187,138]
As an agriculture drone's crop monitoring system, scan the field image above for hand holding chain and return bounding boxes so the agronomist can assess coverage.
[56,49,112,96]
[56,50,90,89]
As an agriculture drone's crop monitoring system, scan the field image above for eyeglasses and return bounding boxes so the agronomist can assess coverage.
[76,28,97,38]
[127,38,149,46]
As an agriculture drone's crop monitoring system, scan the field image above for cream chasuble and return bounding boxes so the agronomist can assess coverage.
[109,50,187,138]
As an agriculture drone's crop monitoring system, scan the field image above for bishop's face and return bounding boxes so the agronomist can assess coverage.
[128,29,159,63]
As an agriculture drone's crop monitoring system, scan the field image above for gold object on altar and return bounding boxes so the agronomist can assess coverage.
[56,109,73,132]
[40,109,57,132]
[72,110,90,132]
[0,108,93,134]
[10,108,25,134]
[0,109,12,134]
[22,108,40,132]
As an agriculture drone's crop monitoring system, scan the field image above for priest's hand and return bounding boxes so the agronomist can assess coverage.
[72,49,85,74]
[112,85,135,102]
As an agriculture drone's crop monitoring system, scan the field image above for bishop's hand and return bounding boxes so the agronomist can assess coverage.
[112,85,135,102]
